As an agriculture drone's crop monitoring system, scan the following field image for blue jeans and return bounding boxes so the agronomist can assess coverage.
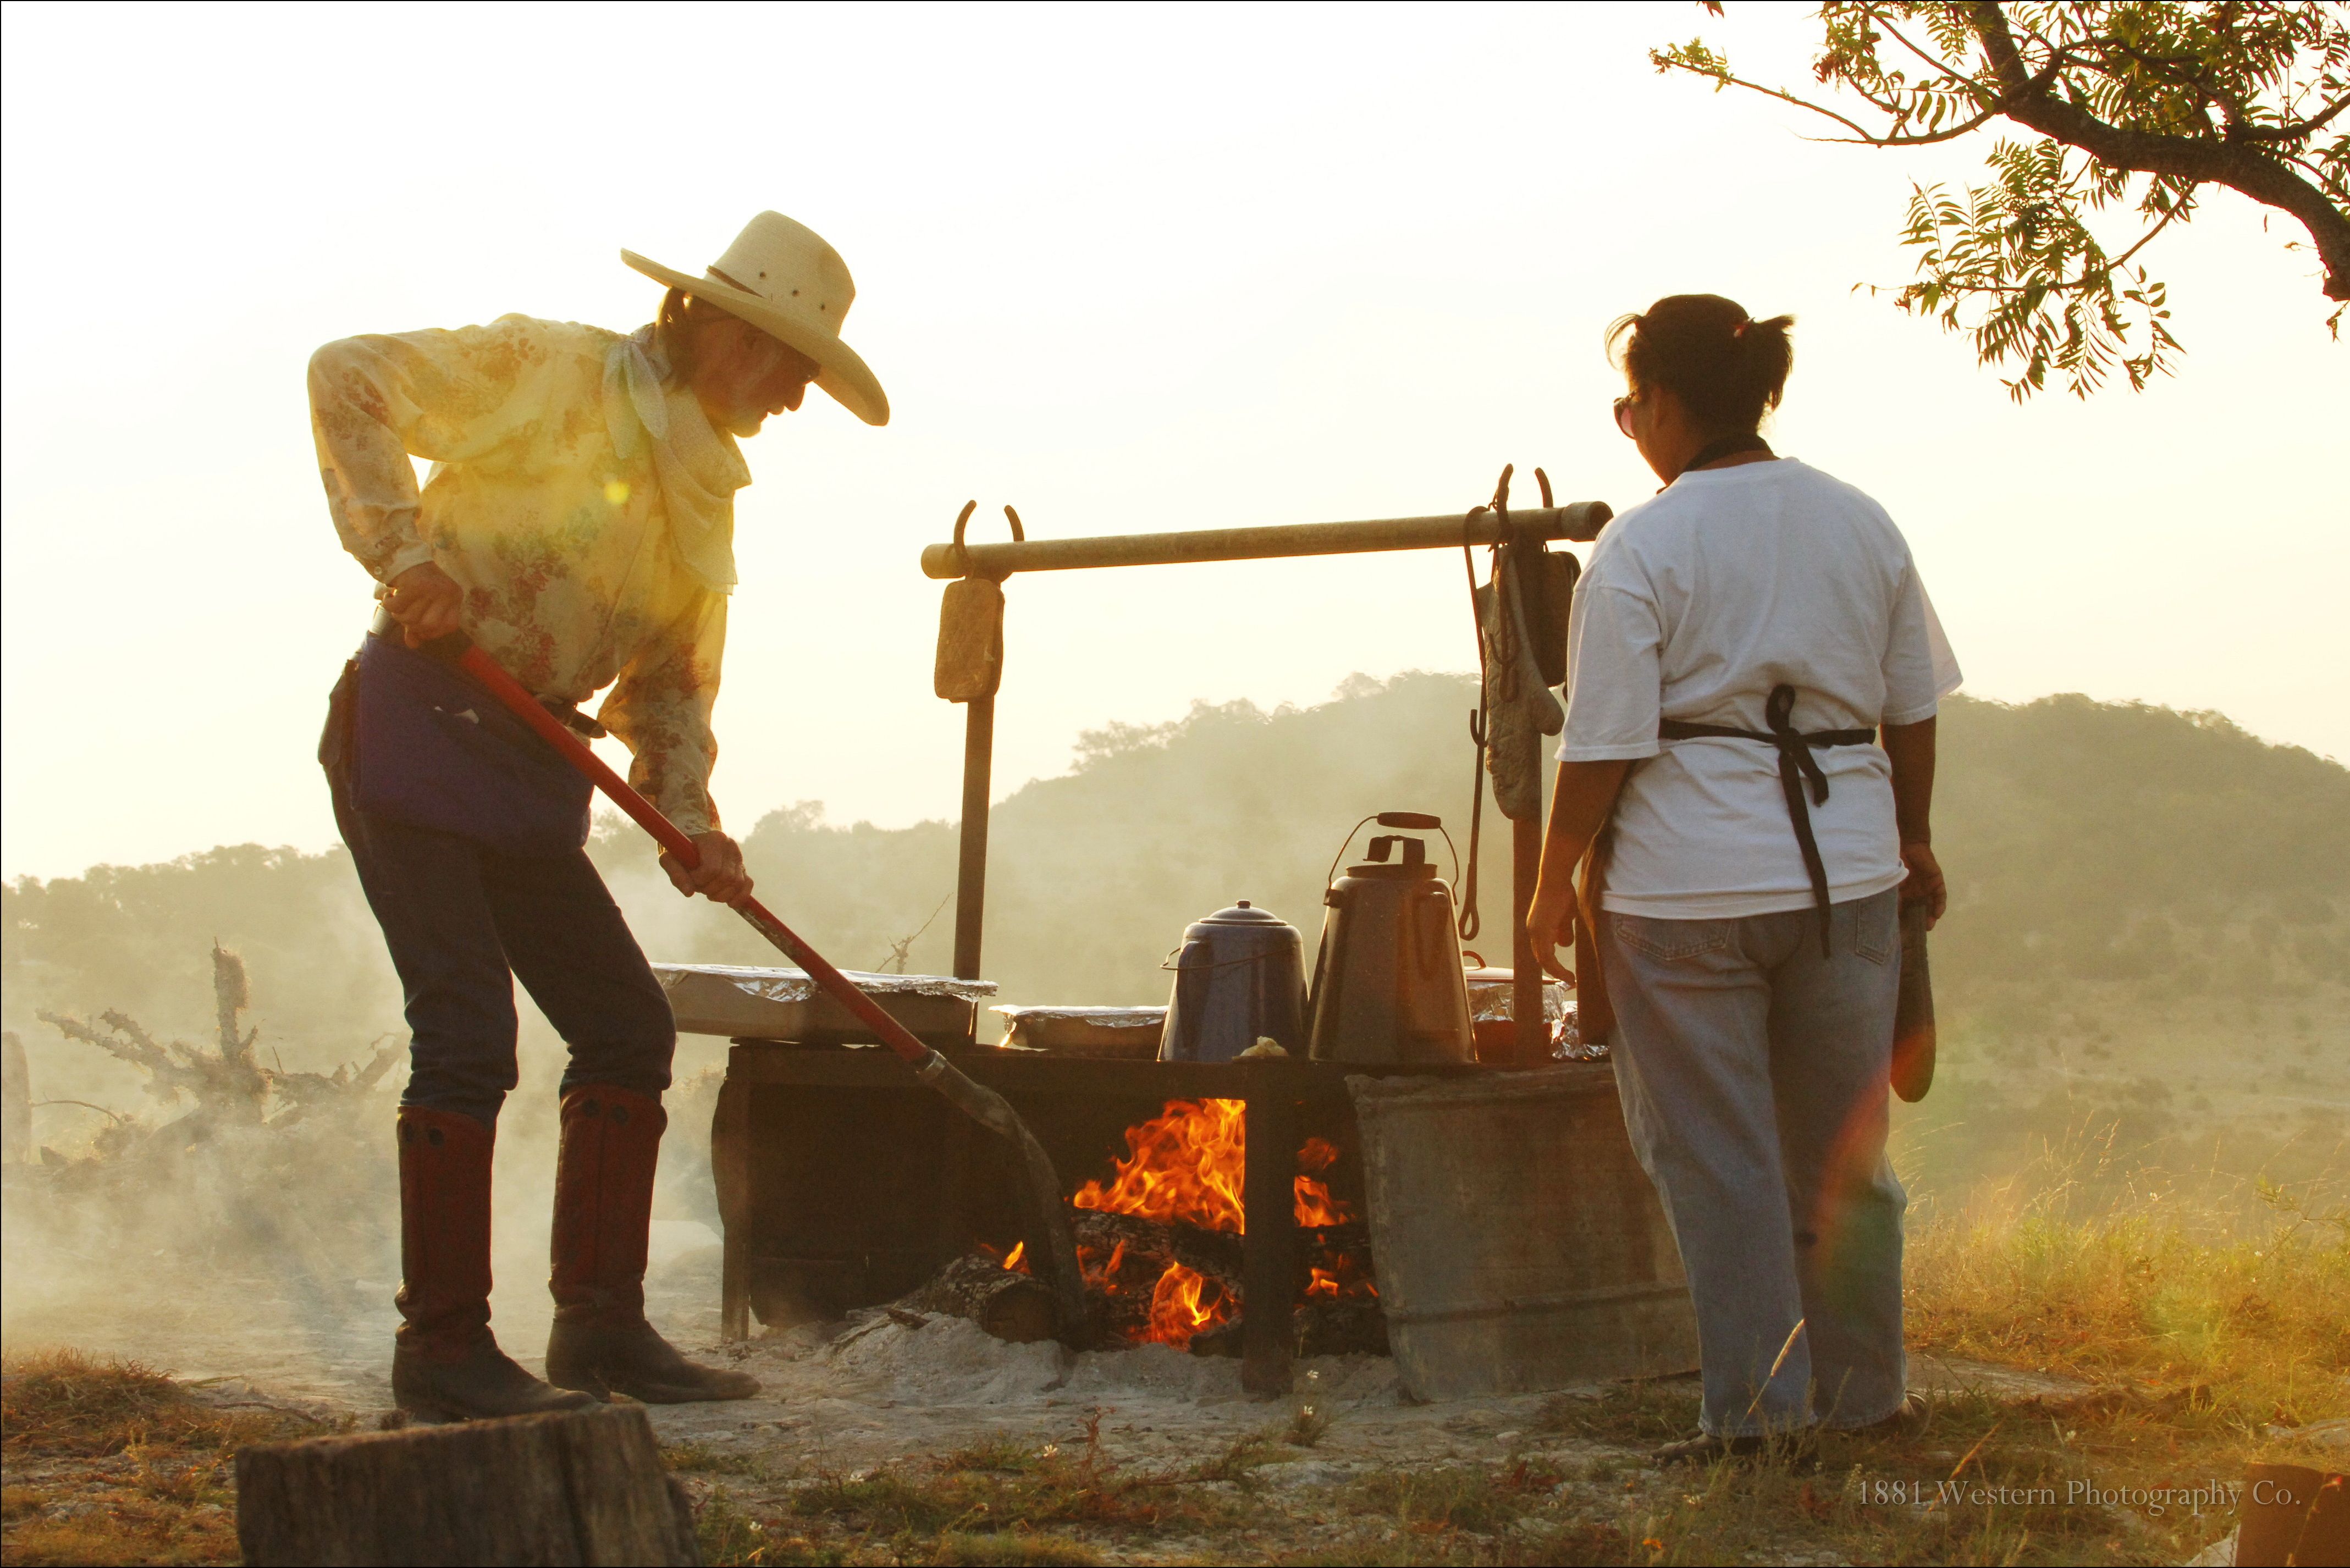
[1603,887,1907,1437]
[327,747,675,1129]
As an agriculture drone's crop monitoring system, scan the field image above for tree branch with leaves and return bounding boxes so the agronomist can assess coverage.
[1656,2,2349,397]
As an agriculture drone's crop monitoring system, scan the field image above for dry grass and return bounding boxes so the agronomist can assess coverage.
[1351,1460,1568,1535]
[9,1164,2344,1566]
[1907,1202,2350,1426]
[0,1349,331,1567]
[691,1431,1168,1565]
[692,1439,1628,1568]
[1532,1181,2350,1568]
[663,1439,770,1477]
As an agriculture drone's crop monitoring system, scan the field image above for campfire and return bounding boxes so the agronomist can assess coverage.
[1053,1098,1378,1351]
[720,1047,1394,1374]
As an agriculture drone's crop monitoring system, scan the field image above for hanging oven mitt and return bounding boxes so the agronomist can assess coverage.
[1520,549,1580,690]
[935,502,1020,704]
[1477,545,1563,823]
[934,576,1005,703]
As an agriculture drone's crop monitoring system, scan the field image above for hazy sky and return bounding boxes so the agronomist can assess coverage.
[3,3,2343,883]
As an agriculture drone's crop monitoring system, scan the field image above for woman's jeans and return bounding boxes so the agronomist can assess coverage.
[328,760,676,1129]
[1603,887,1907,1437]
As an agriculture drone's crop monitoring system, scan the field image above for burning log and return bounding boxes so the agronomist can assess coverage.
[898,1250,1058,1343]
[1073,1208,1245,1288]
[1073,1209,1244,1348]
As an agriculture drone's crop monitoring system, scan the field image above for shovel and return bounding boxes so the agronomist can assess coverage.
[419,632,1090,1347]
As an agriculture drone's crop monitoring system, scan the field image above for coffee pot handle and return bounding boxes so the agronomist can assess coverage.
[1322,812,1463,892]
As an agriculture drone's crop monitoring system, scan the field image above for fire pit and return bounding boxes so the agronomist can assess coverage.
[1066,1096,1380,1356]
[710,1044,1472,1393]
[704,489,1642,1399]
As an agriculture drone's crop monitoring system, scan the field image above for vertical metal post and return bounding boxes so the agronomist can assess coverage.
[952,694,996,984]
[1511,815,1544,1063]
[1242,1065,1300,1395]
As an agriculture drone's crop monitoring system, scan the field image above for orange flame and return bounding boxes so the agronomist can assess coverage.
[1148,1262,1233,1342]
[1072,1099,1354,1236]
[1071,1098,1375,1345]
[1074,1098,1248,1232]
[1293,1136,1350,1228]
[1077,1238,1132,1295]
[1305,1253,1379,1300]
[1002,1240,1027,1273]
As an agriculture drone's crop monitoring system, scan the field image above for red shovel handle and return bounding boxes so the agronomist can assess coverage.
[430,636,936,1068]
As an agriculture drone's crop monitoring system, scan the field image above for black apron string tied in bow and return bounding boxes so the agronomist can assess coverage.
[1658,683,1875,956]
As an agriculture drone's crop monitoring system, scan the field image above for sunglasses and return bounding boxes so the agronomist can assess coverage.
[1613,395,1639,439]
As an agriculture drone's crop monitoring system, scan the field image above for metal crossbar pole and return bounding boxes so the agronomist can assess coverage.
[918,502,1611,580]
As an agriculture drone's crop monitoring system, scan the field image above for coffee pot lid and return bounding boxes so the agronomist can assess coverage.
[1195,899,1288,926]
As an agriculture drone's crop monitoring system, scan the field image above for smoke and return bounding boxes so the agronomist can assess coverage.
[4,682,2344,1399]
[0,947,723,1406]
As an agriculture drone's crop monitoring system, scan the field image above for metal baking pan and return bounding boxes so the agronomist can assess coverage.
[655,964,995,1048]
[992,1006,1166,1058]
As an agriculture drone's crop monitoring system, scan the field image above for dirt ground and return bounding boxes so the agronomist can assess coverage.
[640,1294,2084,1475]
[9,1236,2323,1566]
[1,1233,2081,1464]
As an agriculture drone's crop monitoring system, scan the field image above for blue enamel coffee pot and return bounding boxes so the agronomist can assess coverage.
[1157,901,1308,1063]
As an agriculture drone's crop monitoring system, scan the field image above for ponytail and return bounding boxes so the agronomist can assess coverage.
[1607,295,1794,434]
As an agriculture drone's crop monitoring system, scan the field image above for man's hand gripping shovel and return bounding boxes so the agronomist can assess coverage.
[418,631,1091,1347]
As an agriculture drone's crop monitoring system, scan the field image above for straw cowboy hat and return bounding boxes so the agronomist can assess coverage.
[622,211,889,426]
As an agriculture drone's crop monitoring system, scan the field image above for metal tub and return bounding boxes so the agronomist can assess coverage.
[1348,1063,1697,1399]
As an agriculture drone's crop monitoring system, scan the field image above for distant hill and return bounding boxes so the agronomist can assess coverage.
[1930,694,2347,996]
[1,844,395,1068]
[7,680,2345,1072]
[693,680,2350,1013]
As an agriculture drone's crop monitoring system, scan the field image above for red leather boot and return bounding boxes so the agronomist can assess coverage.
[545,1085,758,1403]
[390,1107,594,1421]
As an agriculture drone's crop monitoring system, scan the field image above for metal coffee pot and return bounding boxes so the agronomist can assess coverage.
[1307,813,1475,1066]
[1159,901,1309,1063]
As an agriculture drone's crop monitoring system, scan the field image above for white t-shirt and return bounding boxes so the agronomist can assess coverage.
[1558,457,1961,919]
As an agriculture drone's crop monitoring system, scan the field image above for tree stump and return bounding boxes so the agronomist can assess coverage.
[235,1404,699,1566]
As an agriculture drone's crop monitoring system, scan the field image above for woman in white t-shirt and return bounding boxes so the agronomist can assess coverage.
[1527,294,1959,1466]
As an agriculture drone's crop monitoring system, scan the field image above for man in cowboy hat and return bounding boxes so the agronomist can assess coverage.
[310,211,887,1421]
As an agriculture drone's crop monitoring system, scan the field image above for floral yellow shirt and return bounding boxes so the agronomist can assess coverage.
[309,315,731,836]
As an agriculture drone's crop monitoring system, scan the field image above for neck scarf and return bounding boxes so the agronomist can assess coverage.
[603,324,752,594]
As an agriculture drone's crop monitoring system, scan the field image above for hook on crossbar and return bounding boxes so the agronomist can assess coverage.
[950,500,1026,579]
